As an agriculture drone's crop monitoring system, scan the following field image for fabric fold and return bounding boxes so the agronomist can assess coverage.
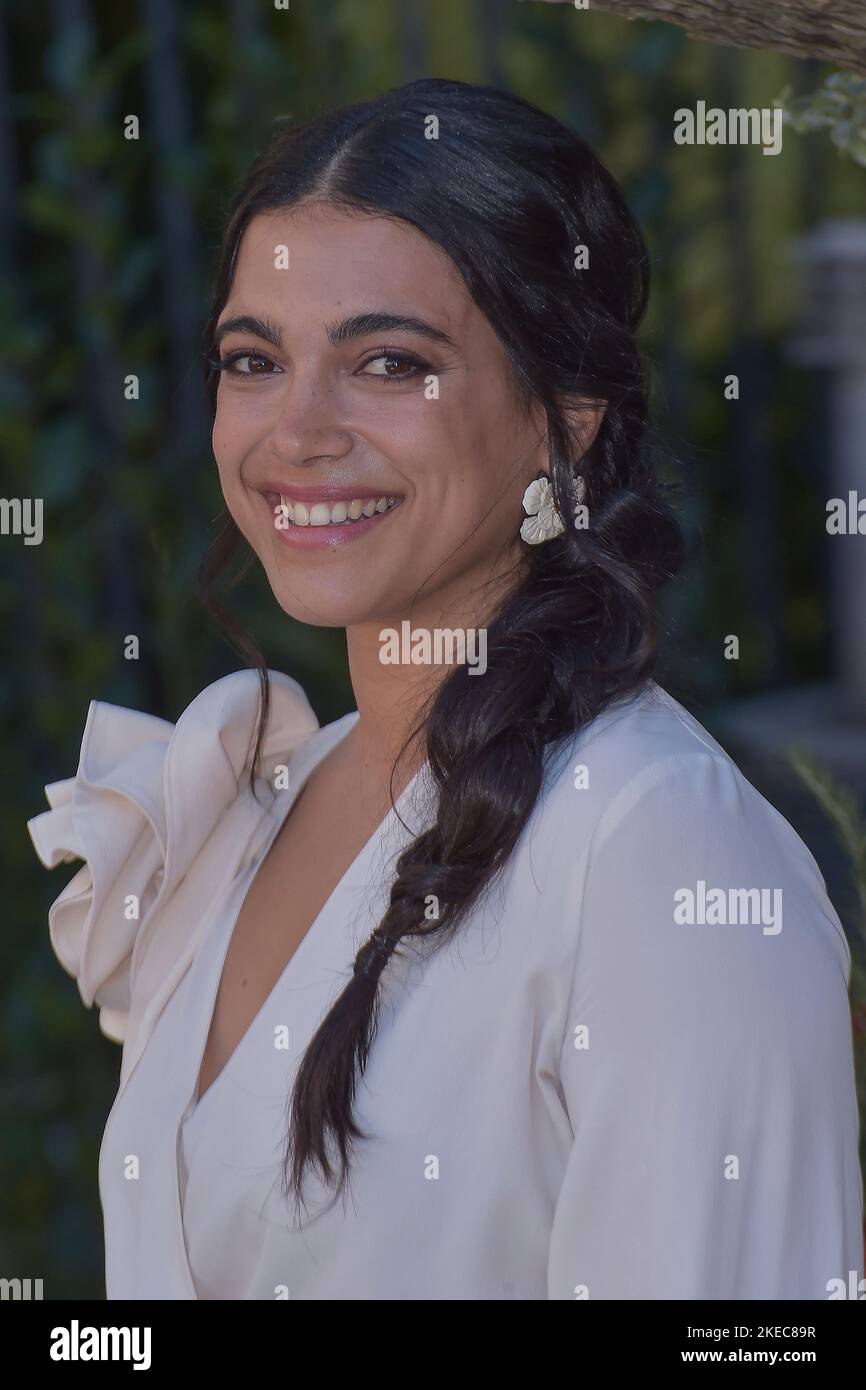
[27,669,320,1049]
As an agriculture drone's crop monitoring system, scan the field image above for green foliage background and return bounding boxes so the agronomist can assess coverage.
[2,0,864,1296]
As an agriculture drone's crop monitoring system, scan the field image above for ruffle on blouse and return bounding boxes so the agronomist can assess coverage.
[27,670,320,1046]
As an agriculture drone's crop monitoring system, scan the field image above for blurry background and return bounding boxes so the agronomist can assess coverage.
[2,0,865,1296]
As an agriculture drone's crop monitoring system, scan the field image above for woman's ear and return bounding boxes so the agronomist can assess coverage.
[525,396,607,483]
[564,399,606,460]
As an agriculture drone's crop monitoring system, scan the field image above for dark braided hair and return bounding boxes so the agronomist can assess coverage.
[198,78,685,1215]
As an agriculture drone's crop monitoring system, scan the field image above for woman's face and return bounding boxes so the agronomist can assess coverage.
[211,202,550,629]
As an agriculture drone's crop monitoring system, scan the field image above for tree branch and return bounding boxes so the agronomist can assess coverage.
[532,1,866,76]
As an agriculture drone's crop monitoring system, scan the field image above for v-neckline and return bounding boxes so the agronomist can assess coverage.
[187,710,428,1114]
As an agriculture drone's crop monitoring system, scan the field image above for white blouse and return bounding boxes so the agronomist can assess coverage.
[27,669,863,1300]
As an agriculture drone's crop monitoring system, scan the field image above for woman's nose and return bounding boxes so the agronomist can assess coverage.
[267,367,353,465]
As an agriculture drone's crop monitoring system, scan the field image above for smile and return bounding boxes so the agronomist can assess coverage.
[275,493,401,526]
[261,488,405,550]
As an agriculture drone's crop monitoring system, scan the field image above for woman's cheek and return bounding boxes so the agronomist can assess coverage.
[211,450,257,548]
[212,422,246,504]
[211,407,236,474]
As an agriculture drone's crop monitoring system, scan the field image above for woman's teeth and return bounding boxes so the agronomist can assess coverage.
[276,495,400,526]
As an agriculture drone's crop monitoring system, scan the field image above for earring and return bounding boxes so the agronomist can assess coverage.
[520,473,586,545]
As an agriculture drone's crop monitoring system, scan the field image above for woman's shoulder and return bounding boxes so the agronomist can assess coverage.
[543,676,789,828]
[27,668,321,1048]
[541,677,734,816]
[548,678,733,784]
[538,678,851,974]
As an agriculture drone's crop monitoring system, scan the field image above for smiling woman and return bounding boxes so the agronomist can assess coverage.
[27,76,863,1301]
[204,198,563,623]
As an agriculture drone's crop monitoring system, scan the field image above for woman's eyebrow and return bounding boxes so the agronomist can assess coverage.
[214,314,283,350]
[325,311,457,350]
[213,310,457,352]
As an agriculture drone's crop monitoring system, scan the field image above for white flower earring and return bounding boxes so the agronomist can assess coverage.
[520,472,587,545]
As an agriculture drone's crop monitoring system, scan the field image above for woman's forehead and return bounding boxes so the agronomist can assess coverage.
[225,207,481,346]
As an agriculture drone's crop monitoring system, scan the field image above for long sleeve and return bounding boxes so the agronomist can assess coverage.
[547,751,863,1300]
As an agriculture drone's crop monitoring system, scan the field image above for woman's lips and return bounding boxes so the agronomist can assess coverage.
[262,491,405,549]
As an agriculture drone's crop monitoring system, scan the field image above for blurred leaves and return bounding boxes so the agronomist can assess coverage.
[777,73,866,166]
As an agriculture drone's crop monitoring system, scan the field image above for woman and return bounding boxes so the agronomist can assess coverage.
[28,77,862,1300]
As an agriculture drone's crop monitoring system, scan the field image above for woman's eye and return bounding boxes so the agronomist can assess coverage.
[217,352,279,377]
[360,352,427,382]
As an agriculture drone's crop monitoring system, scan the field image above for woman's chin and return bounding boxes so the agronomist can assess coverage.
[267,582,397,631]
